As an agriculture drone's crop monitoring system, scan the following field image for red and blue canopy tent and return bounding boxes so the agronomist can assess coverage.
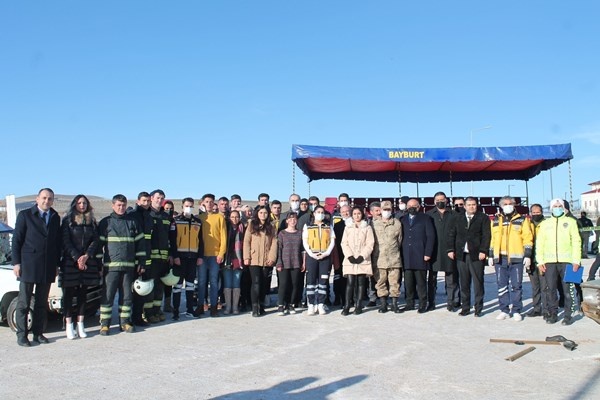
[291,143,574,204]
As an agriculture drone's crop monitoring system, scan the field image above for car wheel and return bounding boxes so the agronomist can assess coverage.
[7,297,46,333]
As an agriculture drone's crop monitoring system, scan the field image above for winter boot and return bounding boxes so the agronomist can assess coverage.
[391,297,399,313]
[355,277,366,315]
[76,315,87,338]
[252,303,260,317]
[379,296,389,313]
[232,288,241,315]
[65,317,76,340]
[223,288,232,315]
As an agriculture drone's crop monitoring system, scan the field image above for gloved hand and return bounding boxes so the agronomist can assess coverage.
[523,257,531,269]
[347,256,356,264]
[488,258,494,267]
[355,256,364,264]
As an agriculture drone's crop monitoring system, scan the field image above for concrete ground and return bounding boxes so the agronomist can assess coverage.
[2,258,600,400]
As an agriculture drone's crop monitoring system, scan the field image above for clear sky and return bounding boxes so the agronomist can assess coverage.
[1,1,599,209]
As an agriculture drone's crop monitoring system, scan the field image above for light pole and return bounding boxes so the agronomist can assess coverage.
[470,125,493,147]
[470,125,493,194]
[508,184,515,196]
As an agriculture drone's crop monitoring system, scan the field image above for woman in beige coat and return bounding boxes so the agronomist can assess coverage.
[341,207,374,315]
[243,205,278,317]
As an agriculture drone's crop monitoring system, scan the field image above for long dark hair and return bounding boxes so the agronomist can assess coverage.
[67,194,96,225]
[250,205,274,237]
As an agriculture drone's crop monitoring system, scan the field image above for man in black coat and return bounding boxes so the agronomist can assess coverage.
[447,196,491,317]
[12,188,62,346]
[426,191,458,312]
[400,198,435,313]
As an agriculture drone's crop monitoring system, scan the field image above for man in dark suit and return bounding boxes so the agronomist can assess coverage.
[12,188,62,346]
[447,196,491,317]
[400,198,435,313]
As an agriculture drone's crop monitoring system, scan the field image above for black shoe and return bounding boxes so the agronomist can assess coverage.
[527,310,542,318]
[474,311,483,318]
[546,315,558,324]
[210,306,219,317]
[426,304,435,312]
[193,307,204,318]
[252,304,260,317]
[367,301,377,307]
[447,305,455,312]
[403,304,415,312]
[452,302,461,309]
[354,304,363,315]
[341,307,350,316]
[172,311,179,321]
[417,307,427,314]
[32,335,49,344]
[17,337,31,347]
[459,309,470,316]
[561,316,574,326]
[133,319,150,327]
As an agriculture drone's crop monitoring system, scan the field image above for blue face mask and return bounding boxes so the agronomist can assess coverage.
[552,207,564,217]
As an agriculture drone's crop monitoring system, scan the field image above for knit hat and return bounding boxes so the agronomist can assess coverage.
[550,198,564,208]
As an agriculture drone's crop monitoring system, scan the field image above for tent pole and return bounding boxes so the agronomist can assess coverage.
[525,181,529,206]
[292,161,296,194]
[449,171,453,196]
[416,182,420,198]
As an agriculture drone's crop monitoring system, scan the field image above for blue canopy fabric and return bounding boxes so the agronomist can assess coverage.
[0,221,13,233]
[292,143,573,183]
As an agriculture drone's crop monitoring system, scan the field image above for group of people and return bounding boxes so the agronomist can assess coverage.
[11,187,586,347]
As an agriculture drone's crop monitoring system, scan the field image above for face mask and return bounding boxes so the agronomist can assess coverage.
[531,214,543,223]
[290,201,300,211]
[381,210,392,219]
[552,207,564,217]
[502,205,514,215]
[398,203,406,211]
[339,201,348,208]
[454,205,464,213]
[183,206,193,215]
[310,204,317,212]
[344,217,353,224]
[314,213,324,221]
[435,201,446,210]
[407,207,418,215]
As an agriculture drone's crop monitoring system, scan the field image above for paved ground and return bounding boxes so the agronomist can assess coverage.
[2,259,600,400]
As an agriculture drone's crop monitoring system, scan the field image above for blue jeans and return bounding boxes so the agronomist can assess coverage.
[495,259,523,314]
[197,257,220,307]
[222,269,242,289]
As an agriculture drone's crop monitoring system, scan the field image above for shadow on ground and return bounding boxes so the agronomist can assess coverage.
[210,375,368,400]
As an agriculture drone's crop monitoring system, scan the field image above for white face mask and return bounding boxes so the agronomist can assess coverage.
[381,210,392,219]
[310,204,317,212]
[398,203,406,211]
[502,204,514,215]
[290,201,300,211]
[314,213,324,221]
[339,201,348,208]
[183,206,193,215]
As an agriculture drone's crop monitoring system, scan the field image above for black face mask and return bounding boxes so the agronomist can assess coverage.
[531,214,544,223]
[407,207,418,215]
[435,201,446,210]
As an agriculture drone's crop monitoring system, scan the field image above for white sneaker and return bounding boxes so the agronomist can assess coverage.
[306,304,316,316]
[66,323,77,340]
[317,304,327,315]
[77,321,87,338]
[512,313,523,322]
[496,312,510,320]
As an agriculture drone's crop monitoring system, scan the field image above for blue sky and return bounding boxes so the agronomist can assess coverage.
[1,1,599,208]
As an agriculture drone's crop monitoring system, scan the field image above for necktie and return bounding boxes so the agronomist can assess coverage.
[42,212,48,225]
[467,215,472,228]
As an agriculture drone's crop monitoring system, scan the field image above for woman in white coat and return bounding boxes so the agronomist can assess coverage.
[341,207,374,315]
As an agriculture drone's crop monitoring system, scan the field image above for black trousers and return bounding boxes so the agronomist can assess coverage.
[173,258,197,313]
[427,270,437,306]
[278,268,302,307]
[457,257,484,313]
[404,270,427,308]
[16,281,51,338]
[544,263,574,318]
[333,269,347,304]
[62,285,87,318]
[528,264,547,313]
[249,266,269,305]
